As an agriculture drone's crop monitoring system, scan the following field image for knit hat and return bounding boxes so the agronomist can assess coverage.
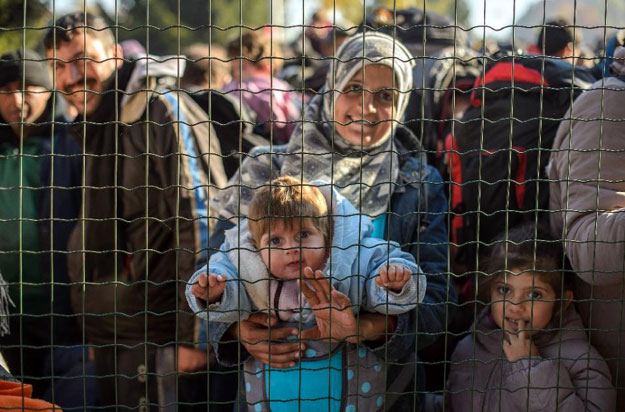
[0,49,51,89]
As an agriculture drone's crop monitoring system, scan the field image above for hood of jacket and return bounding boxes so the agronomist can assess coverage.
[609,46,625,77]
[119,55,186,124]
[224,180,373,314]
[120,54,186,107]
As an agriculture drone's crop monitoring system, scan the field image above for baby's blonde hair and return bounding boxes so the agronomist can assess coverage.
[248,176,332,247]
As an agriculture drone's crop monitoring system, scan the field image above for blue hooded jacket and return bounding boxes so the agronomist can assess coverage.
[196,132,453,410]
[187,181,425,324]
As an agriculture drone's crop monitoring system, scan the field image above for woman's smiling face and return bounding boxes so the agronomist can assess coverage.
[334,64,398,147]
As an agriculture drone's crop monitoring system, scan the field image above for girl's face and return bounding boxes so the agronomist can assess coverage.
[334,64,398,147]
[490,269,572,335]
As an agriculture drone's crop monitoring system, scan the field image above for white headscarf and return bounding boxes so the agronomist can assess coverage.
[323,31,415,138]
[214,32,416,218]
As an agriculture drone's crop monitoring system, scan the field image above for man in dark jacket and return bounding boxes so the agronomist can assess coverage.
[44,12,210,411]
[0,48,87,402]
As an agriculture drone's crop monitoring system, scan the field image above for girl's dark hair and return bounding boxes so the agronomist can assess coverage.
[478,222,573,304]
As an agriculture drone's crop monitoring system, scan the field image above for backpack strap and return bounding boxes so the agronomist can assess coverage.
[219,93,271,148]
[159,90,212,252]
[176,91,228,188]
[384,359,416,409]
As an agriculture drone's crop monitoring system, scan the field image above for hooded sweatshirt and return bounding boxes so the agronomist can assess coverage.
[187,181,425,322]
[447,306,615,412]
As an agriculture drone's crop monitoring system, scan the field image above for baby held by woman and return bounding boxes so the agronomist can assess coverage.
[187,176,425,411]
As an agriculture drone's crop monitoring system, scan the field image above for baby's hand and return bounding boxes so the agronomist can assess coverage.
[375,264,412,293]
[190,273,226,304]
[503,320,540,362]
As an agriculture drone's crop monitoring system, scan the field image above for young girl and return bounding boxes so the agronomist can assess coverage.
[446,223,615,411]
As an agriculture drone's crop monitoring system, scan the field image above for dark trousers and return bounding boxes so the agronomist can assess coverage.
[42,345,99,411]
[178,365,239,412]
[0,315,51,398]
[93,345,170,412]
[93,345,234,411]
[0,314,99,410]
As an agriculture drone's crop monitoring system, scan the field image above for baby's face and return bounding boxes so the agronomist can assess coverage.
[258,219,327,280]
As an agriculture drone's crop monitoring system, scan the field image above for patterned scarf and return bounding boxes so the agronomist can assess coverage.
[213,32,414,218]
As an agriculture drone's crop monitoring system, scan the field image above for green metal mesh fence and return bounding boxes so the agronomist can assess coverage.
[0,0,624,411]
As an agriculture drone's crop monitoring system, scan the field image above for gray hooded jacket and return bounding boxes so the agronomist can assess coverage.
[447,306,614,412]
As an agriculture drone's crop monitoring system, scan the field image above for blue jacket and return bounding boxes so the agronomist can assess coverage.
[187,182,424,324]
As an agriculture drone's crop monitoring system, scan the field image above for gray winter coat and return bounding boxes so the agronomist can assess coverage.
[447,306,615,412]
[549,46,625,407]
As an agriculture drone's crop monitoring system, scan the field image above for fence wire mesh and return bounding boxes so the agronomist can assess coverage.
[0,0,624,411]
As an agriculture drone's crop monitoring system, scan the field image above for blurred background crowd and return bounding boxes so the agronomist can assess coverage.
[0,0,624,411]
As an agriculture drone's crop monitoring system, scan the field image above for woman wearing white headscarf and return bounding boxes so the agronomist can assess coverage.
[203,32,452,410]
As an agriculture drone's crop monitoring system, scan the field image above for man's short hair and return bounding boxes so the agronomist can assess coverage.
[43,12,114,50]
[248,176,332,247]
[537,18,580,56]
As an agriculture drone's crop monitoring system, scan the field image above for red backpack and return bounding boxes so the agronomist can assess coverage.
[445,54,595,270]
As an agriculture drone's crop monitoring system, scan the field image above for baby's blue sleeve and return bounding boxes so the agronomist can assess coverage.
[185,240,252,323]
[361,238,426,315]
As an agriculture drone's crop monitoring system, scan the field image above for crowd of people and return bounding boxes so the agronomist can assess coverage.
[0,7,624,412]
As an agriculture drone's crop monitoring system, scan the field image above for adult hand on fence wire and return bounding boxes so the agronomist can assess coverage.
[298,267,360,344]
[503,320,541,362]
[229,313,305,368]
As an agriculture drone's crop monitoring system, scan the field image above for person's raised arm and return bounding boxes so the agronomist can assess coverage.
[550,86,625,286]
